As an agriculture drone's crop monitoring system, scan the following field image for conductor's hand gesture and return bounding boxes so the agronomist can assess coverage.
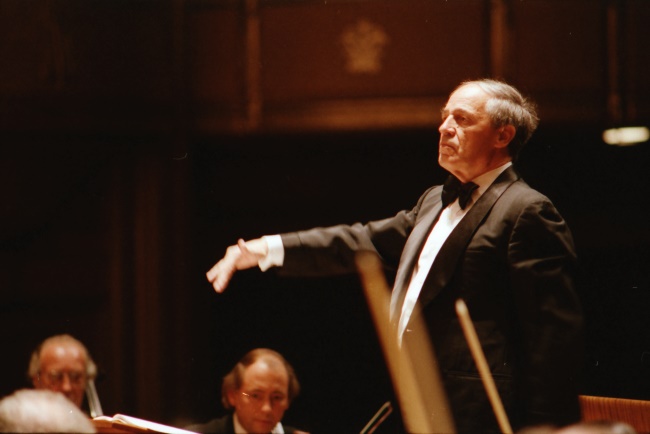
[206,238,267,293]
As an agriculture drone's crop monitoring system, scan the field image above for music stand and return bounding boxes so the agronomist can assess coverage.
[355,251,455,433]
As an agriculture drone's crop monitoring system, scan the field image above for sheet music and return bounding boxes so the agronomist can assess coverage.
[94,414,198,434]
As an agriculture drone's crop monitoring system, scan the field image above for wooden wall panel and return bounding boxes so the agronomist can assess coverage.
[624,0,650,124]
[186,4,247,125]
[256,0,488,130]
[260,0,487,103]
[0,1,175,97]
[2,0,648,133]
[512,0,608,124]
[0,0,176,132]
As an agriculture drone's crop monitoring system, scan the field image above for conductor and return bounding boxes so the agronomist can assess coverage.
[206,79,584,433]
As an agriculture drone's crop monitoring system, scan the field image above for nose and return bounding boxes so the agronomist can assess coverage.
[60,375,73,392]
[439,117,454,135]
[260,397,273,414]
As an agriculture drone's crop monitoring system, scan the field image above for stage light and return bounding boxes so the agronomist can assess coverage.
[602,126,650,146]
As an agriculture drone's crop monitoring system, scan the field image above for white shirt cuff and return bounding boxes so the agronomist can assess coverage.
[258,235,284,271]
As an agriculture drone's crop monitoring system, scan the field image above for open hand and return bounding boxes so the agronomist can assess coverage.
[206,238,267,293]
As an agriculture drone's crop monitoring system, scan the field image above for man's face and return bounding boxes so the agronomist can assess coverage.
[228,359,290,433]
[33,342,87,408]
[438,84,504,182]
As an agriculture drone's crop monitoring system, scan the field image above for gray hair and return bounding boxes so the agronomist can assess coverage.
[28,334,97,380]
[457,78,539,160]
[0,389,96,433]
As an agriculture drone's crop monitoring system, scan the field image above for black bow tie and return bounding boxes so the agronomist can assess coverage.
[441,176,478,210]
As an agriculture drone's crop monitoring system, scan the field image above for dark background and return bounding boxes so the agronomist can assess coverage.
[1,1,649,432]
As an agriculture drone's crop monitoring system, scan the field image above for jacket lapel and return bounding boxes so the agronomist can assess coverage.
[389,185,444,321]
[417,167,520,309]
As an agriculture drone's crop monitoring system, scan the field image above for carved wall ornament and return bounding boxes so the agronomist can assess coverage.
[340,18,389,75]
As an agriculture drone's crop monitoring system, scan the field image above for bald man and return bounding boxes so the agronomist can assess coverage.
[28,334,97,409]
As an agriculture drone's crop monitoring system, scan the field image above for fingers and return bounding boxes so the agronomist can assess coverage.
[206,238,264,293]
[214,268,234,293]
[206,239,248,293]
[206,260,233,293]
[237,238,250,256]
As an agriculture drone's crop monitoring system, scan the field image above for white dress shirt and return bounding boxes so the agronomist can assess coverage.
[396,162,512,343]
[233,413,285,434]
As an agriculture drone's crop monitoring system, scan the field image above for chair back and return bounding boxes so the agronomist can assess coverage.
[579,395,650,433]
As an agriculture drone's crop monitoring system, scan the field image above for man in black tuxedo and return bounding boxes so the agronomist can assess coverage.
[206,79,583,433]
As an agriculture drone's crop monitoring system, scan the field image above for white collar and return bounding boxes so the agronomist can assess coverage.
[470,161,512,197]
[232,413,285,434]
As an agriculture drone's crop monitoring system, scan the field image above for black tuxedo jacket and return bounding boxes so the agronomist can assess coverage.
[186,414,300,434]
[279,167,583,433]
[186,414,235,434]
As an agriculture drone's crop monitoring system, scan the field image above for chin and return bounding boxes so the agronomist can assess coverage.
[66,395,83,408]
[438,158,452,172]
[252,422,276,433]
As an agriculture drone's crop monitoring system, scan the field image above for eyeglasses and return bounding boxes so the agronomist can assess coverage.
[241,391,288,407]
[40,370,86,386]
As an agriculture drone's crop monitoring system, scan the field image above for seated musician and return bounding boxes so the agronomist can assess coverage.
[187,348,307,434]
[28,334,98,410]
[0,388,96,433]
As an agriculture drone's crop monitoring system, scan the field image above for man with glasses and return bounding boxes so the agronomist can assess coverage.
[28,334,97,410]
[187,348,306,434]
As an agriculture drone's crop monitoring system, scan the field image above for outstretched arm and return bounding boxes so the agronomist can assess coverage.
[206,191,429,292]
[206,238,268,293]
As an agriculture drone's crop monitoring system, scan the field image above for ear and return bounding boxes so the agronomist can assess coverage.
[495,125,516,148]
[226,389,238,408]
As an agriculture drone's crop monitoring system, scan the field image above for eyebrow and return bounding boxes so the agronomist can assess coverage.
[247,388,286,394]
[441,107,474,118]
